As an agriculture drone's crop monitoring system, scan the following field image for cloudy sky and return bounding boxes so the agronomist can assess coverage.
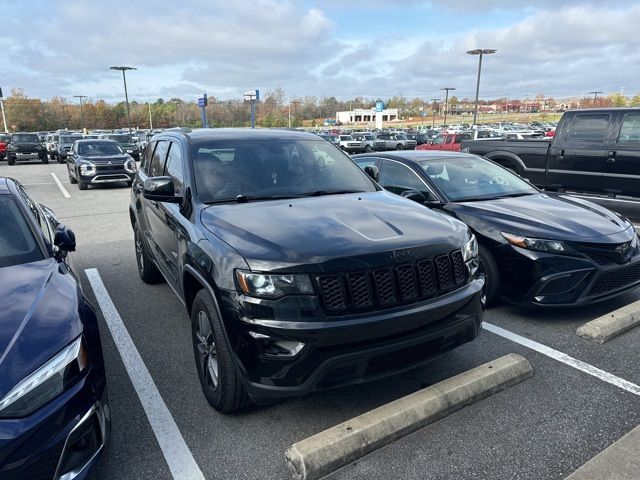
[2,0,638,103]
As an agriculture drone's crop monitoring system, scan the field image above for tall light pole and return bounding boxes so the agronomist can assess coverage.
[589,90,603,105]
[466,48,497,126]
[441,87,455,128]
[73,95,87,131]
[0,87,7,133]
[147,102,153,129]
[109,66,136,134]
[288,100,300,128]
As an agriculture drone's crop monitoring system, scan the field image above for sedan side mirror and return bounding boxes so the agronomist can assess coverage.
[143,176,182,203]
[401,189,427,203]
[364,165,380,182]
[54,225,76,252]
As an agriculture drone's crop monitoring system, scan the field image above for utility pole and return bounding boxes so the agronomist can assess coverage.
[430,98,440,129]
[290,100,300,128]
[466,49,497,126]
[147,102,153,129]
[73,95,87,131]
[441,88,455,128]
[0,87,7,133]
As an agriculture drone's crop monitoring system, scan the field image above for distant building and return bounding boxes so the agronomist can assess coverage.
[336,108,399,124]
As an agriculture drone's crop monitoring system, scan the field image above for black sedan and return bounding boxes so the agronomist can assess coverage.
[353,151,640,307]
[0,177,109,479]
[67,139,137,190]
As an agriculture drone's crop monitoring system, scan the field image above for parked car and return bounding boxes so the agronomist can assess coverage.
[461,108,640,197]
[373,132,417,151]
[0,177,109,479]
[417,133,473,152]
[45,133,60,160]
[351,132,376,152]
[317,133,340,146]
[98,133,141,161]
[0,133,10,160]
[67,139,137,190]
[56,134,84,162]
[129,129,484,412]
[353,150,640,307]
[5,133,48,165]
[337,134,364,153]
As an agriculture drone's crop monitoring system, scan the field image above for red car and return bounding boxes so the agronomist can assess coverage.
[0,133,10,160]
[416,132,472,152]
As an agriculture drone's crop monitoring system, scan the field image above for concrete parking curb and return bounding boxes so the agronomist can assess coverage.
[576,299,640,343]
[565,424,640,480]
[285,353,533,480]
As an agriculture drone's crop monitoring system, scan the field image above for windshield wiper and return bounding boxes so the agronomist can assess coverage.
[456,192,535,202]
[303,189,367,197]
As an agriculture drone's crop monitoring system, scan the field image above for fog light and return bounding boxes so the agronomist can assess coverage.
[248,331,305,357]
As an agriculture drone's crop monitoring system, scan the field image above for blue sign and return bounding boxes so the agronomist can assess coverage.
[198,94,208,108]
[375,101,385,112]
[255,89,260,101]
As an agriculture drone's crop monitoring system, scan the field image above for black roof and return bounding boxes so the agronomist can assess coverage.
[353,150,479,163]
[156,128,321,142]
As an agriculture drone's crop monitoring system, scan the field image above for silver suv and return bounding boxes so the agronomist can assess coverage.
[338,135,365,154]
[373,133,417,151]
[351,132,375,152]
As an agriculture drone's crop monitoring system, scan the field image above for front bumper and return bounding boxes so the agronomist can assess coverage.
[219,278,484,402]
[495,244,640,307]
[79,170,135,184]
[0,370,110,480]
[8,152,46,161]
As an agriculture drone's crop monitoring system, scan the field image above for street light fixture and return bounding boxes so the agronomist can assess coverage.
[441,88,455,128]
[109,66,137,134]
[73,95,87,131]
[466,48,497,127]
[430,98,440,128]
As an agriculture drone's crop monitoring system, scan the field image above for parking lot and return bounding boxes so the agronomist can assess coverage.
[5,160,640,480]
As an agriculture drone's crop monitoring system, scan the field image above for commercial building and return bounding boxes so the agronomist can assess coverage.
[336,108,399,124]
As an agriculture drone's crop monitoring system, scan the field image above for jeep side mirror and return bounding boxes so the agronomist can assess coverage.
[143,176,182,203]
[54,225,76,252]
[364,165,380,182]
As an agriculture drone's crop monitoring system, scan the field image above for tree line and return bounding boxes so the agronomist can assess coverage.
[3,87,640,132]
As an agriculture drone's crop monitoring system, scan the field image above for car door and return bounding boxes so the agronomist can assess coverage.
[603,111,640,197]
[442,135,456,151]
[548,112,612,194]
[141,140,174,278]
[152,140,187,286]
[378,158,436,201]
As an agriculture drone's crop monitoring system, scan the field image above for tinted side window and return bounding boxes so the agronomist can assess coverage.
[17,187,53,246]
[618,112,640,144]
[141,141,156,173]
[164,142,184,194]
[380,160,430,196]
[566,113,611,143]
[149,140,169,177]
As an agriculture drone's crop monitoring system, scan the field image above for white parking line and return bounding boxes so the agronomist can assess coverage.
[85,268,205,480]
[483,322,640,396]
[50,172,71,198]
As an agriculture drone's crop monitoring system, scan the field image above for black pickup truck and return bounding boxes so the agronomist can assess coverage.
[462,108,640,197]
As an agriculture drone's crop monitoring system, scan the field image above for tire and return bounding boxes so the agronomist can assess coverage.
[7,156,15,165]
[78,181,88,190]
[365,145,373,152]
[191,289,250,413]
[126,181,133,188]
[134,223,164,284]
[41,155,48,164]
[57,157,64,164]
[478,244,501,306]
[69,174,78,184]
[396,144,404,150]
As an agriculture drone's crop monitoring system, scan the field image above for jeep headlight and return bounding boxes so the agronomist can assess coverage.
[0,337,89,418]
[502,232,569,253]
[236,270,314,299]
[462,234,478,262]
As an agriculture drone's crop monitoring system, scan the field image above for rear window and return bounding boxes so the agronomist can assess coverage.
[59,135,83,144]
[566,113,611,143]
[0,196,43,268]
[108,134,133,143]
[11,134,38,143]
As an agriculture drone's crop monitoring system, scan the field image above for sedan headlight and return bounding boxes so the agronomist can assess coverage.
[236,270,314,299]
[0,337,89,418]
[79,161,96,176]
[462,234,478,262]
[502,232,569,253]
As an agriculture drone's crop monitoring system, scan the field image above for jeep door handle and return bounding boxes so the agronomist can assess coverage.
[606,151,617,162]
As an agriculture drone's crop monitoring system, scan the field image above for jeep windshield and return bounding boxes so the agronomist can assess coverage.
[192,139,377,203]
[11,134,39,143]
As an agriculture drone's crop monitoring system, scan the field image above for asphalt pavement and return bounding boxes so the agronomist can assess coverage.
[4,160,640,480]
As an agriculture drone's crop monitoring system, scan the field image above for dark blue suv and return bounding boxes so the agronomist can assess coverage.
[0,177,109,479]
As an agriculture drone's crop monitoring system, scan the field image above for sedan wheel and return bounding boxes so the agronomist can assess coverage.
[477,244,501,306]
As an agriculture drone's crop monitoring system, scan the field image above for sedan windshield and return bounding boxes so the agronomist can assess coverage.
[11,134,39,143]
[0,196,43,268]
[78,141,123,156]
[419,156,537,201]
[192,139,377,203]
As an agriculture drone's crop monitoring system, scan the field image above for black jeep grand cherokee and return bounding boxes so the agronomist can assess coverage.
[129,129,484,412]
